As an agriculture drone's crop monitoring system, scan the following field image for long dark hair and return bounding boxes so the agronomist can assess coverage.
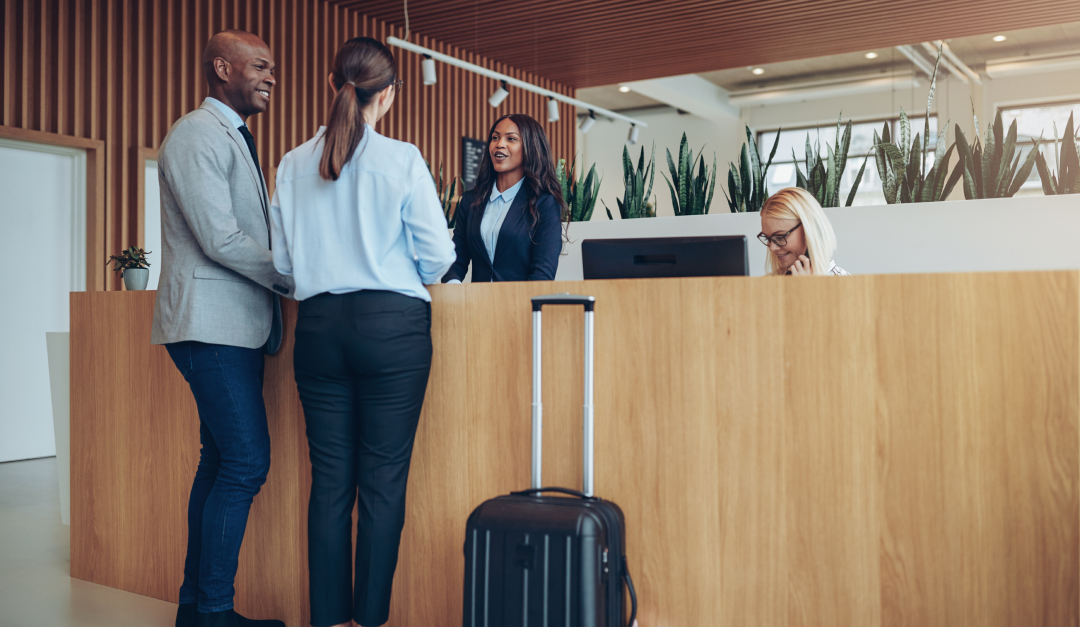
[472,113,566,233]
[319,37,397,181]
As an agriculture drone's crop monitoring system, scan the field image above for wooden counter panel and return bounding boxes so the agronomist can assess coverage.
[71,273,1080,626]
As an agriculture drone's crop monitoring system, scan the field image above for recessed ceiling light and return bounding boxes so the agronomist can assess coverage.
[751,67,765,75]
[618,85,631,93]
[993,35,1007,42]
[865,52,878,59]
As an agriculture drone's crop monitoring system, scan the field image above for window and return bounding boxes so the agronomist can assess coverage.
[758,116,938,206]
[999,100,1080,197]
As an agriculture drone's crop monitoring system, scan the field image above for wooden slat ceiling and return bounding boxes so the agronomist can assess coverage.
[329,0,1080,88]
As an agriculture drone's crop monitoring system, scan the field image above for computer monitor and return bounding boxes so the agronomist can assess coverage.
[581,235,748,280]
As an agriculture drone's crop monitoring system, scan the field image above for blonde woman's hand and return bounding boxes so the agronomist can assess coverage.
[790,254,813,275]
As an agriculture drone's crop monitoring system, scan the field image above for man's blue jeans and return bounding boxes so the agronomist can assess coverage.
[166,341,271,613]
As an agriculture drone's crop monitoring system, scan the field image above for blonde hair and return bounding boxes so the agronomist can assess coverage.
[761,188,837,276]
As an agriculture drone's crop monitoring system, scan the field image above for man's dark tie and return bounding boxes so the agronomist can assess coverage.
[237,124,263,185]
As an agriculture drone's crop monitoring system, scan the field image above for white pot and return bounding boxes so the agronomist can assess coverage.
[123,268,149,291]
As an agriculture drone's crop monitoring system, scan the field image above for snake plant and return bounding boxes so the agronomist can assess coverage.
[557,156,602,221]
[794,117,869,207]
[952,109,1042,199]
[723,126,779,213]
[662,133,717,215]
[873,45,962,204]
[427,161,460,227]
[604,143,656,219]
[1035,112,1080,195]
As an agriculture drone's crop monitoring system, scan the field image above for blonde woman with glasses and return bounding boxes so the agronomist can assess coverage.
[757,187,850,276]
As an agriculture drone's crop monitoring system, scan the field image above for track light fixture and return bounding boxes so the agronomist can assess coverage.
[547,97,560,122]
[488,80,510,107]
[579,110,596,134]
[422,55,437,85]
[387,37,648,130]
[628,124,640,145]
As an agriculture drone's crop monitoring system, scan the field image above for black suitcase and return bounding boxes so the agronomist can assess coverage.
[463,293,637,627]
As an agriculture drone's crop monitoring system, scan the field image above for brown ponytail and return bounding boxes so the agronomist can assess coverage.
[319,37,398,181]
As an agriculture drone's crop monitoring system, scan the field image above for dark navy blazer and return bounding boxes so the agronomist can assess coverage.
[441,185,562,283]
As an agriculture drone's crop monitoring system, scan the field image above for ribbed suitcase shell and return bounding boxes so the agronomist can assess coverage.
[462,294,632,627]
[463,492,627,627]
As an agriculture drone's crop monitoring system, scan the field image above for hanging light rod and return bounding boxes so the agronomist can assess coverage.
[386,36,648,129]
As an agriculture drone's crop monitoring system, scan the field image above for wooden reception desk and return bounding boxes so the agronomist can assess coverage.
[71,273,1079,626]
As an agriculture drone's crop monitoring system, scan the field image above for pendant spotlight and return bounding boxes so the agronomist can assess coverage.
[489,80,510,107]
[547,97,560,122]
[421,55,437,85]
[579,110,597,134]
[627,124,640,145]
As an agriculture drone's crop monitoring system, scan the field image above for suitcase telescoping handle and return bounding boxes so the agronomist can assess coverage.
[530,293,596,496]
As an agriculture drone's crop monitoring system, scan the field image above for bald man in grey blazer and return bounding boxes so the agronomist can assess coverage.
[152,29,290,627]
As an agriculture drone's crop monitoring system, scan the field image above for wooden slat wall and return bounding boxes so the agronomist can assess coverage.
[0,0,576,291]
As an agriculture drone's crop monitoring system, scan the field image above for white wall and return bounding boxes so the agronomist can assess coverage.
[144,160,162,290]
[579,108,743,219]
[580,67,1080,213]
[555,194,1080,281]
[0,140,86,462]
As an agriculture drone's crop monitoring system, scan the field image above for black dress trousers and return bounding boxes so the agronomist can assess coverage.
[292,290,433,627]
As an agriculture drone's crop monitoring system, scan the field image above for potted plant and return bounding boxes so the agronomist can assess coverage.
[723,126,779,213]
[872,45,961,204]
[1035,112,1079,195]
[795,116,870,207]
[556,156,602,222]
[663,132,717,215]
[604,143,656,219]
[106,246,151,291]
[427,160,461,228]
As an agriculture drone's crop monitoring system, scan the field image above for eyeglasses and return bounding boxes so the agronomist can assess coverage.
[391,79,405,93]
[757,223,802,247]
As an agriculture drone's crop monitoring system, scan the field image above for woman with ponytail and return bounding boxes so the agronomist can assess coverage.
[441,113,566,283]
[269,37,454,627]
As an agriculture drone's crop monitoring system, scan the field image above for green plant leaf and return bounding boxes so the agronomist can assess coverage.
[704,153,717,215]
[1008,138,1041,197]
[845,153,869,207]
[747,129,764,211]
[1036,152,1057,195]
[740,144,752,212]
[825,143,839,208]
[995,119,1019,195]
[662,172,681,216]
[939,147,962,201]
[899,109,911,166]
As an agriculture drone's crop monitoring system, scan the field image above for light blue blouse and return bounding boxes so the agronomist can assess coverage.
[479,177,525,263]
[269,126,456,302]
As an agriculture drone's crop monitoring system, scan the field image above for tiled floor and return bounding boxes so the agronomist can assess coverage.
[0,457,176,627]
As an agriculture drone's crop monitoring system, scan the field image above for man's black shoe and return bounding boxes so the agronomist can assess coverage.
[195,609,286,627]
[176,603,197,627]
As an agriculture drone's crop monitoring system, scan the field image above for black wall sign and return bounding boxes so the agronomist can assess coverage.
[461,137,486,191]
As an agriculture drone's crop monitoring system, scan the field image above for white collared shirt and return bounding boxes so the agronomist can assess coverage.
[828,260,851,276]
[269,125,455,302]
[204,97,244,130]
[479,177,525,263]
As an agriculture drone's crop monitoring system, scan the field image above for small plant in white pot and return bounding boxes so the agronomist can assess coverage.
[107,246,151,291]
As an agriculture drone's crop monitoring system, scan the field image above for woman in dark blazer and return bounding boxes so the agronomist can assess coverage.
[442,113,565,283]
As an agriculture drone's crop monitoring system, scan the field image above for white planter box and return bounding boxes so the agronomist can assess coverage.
[556,194,1080,280]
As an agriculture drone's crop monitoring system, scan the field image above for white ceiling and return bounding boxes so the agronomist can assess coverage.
[577,21,1080,113]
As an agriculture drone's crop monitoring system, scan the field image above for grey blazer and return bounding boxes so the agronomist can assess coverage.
[151,101,294,352]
